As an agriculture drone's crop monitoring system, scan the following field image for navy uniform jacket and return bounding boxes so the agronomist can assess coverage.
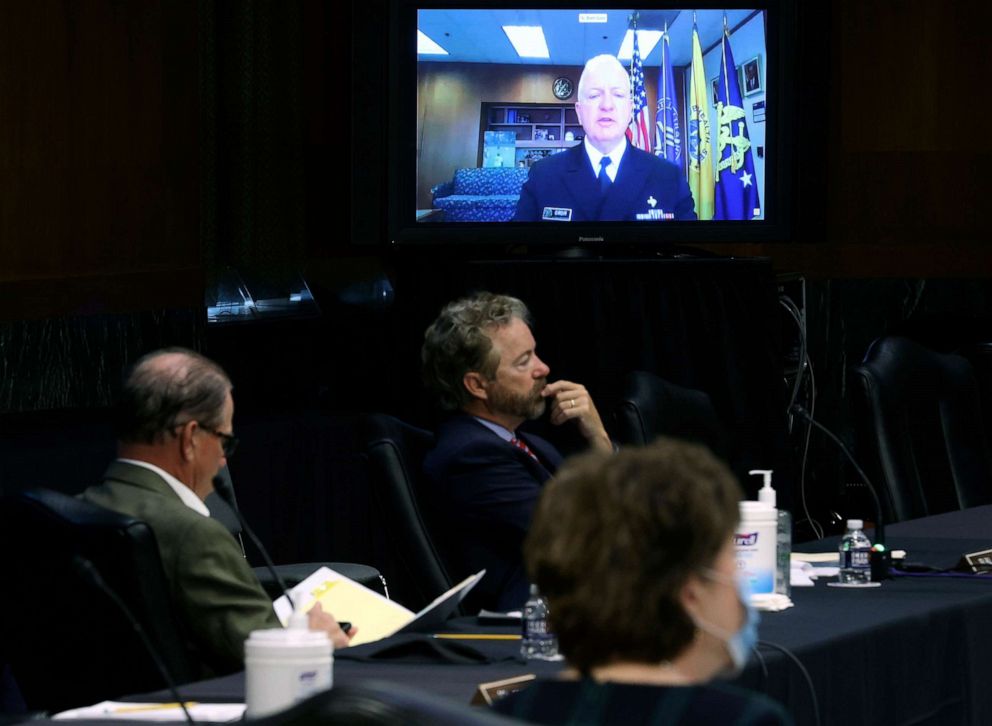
[423,415,563,611]
[513,142,697,222]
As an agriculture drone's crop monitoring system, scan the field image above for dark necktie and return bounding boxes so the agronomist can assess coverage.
[510,436,539,462]
[598,156,613,195]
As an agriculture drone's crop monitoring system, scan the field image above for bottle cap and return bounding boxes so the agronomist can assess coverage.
[847,519,863,530]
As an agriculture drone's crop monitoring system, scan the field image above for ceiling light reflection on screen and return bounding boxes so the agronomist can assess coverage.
[502,25,550,59]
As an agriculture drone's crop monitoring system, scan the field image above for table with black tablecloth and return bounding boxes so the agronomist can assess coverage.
[131,506,992,725]
[743,505,992,726]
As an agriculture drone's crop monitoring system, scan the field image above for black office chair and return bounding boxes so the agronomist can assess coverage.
[0,487,198,714]
[613,371,729,461]
[206,467,387,598]
[362,414,456,612]
[853,336,992,522]
[961,341,992,457]
[252,679,519,725]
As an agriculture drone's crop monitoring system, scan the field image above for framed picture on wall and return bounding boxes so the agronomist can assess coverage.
[712,67,747,104]
[742,55,762,96]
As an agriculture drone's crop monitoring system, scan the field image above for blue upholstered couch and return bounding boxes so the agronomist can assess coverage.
[430,167,530,222]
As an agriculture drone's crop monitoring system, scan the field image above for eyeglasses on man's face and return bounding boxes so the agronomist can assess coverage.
[197,424,239,458]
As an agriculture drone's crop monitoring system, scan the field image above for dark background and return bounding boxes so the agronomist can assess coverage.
[2,0,991,573]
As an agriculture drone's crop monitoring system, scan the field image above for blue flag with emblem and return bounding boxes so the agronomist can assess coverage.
[713,23,760,220]
[654,25,681,168]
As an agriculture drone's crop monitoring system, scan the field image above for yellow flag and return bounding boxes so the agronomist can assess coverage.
[688,24,714,220]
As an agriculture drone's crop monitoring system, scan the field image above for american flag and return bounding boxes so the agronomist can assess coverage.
[627,28,652,152]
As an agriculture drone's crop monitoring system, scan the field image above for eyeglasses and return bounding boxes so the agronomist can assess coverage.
[198,424,239,458]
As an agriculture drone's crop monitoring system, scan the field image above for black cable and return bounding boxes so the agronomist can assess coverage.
[778,293,825,538]
[790,405,885,546]
[779,296,808,413]
[72,556,194,724]
[750,643,769,690]
[757,640,821,726]
[213,475,295,610]
[796,356,823,539]
[778,295,807,425]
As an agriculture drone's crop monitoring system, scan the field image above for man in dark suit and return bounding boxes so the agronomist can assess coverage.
[513,54,696,222]
[82,349,351,676]
[422,293,612,610]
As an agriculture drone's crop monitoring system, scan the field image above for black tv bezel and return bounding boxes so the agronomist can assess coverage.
[386,0,797,252]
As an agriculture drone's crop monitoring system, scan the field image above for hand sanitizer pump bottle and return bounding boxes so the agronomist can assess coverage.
[752,469,792,598]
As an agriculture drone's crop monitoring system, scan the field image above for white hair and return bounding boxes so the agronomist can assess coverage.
[577,54,631,100]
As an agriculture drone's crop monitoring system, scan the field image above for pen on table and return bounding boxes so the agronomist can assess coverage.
[432,633,521,640]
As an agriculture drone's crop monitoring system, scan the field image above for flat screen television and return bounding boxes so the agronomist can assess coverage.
[387,1,797,250]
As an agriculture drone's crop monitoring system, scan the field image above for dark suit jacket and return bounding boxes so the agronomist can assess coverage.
[423,415,563,611]
[513,142,697,222]
[82,461,281,676]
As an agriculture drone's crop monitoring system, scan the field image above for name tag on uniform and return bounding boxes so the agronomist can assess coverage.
[635,209,675,221]
[542,207,572,221]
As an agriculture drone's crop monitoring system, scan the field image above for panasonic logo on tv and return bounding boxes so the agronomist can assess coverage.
[578,236,604,242]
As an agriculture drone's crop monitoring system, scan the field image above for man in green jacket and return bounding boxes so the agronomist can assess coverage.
[83,348,351,677]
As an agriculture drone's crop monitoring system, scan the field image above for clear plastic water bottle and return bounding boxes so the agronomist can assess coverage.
[520,584,558,660]
[839,519,872,584]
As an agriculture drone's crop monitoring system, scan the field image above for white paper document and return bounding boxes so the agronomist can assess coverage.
[273,567,484,646]
[54,701,245,721]
[791,553,841,584]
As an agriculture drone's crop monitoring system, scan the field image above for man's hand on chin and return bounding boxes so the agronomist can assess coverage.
[542,380,613,453]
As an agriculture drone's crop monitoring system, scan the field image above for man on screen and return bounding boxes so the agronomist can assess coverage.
[513,54,696,223]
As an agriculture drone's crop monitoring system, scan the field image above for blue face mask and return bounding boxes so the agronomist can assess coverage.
[694,570,760,676]
[725,575,760,674]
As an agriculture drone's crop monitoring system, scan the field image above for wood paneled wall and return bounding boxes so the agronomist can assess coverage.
[706,0,992,275]
[0,1,200,319]
[827,1,989,248]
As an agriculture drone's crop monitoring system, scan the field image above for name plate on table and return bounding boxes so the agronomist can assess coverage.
[471,674,536,706]
[959,548,992,573]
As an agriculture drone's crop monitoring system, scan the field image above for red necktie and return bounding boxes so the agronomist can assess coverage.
[510,436,539,462]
